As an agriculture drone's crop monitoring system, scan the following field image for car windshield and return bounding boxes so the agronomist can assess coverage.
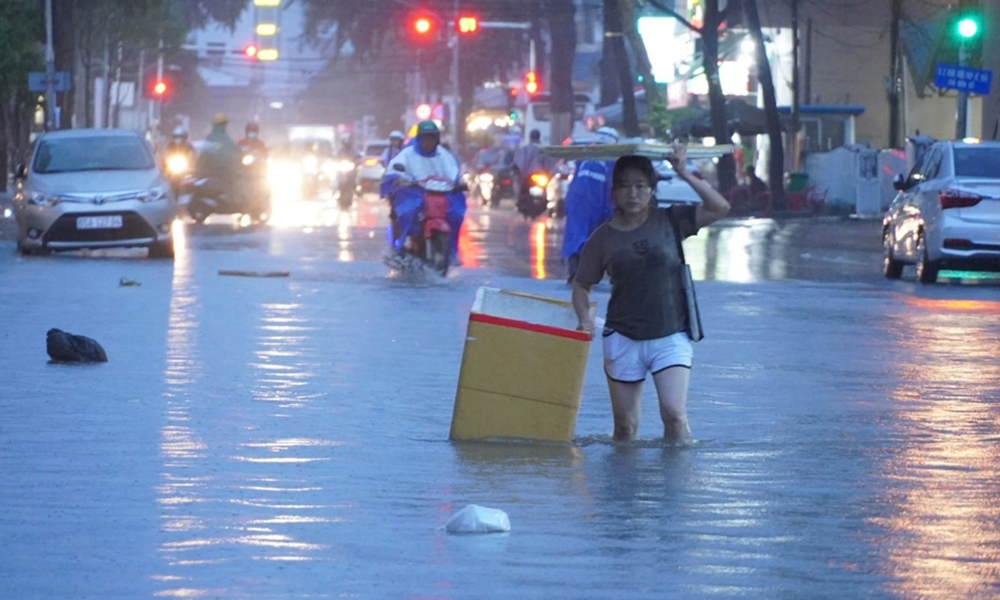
[33,135,154,174]
[953,147,1000,178]
[365,143,388,157]
[286,139,333,157]
[530,102,589,122]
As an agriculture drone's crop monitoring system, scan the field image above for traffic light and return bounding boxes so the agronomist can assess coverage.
[144,77,171,100]
[524,71,539,95]
[457,15,479,34]
[950,1,984,65]
[243,43,259,59]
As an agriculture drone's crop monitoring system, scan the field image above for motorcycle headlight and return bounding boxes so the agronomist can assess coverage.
[302,154,319,173]
[166,154,190,174]
[242,154,256,166]
[336,159,355,173]
[139,185,167,203]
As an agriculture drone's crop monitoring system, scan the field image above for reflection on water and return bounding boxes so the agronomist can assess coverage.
[531,221,547,279]
[876,295,1000,598]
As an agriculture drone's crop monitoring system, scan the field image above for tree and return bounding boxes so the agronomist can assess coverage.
[0,0,43,191]
[545,0,577,145]
[644,0,740,191]
[743,0,786,210]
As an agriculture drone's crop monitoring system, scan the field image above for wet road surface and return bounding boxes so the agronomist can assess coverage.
[2,196,1000,598]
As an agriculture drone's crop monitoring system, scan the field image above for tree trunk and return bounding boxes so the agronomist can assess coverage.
[621,0,665,138]
[744,0,787,210]
[0,94,9,193]
[604,0,638,136]
[546,0,577,145]
[888,0,901,148]
[599,0,619,107]
[703,0,737,191]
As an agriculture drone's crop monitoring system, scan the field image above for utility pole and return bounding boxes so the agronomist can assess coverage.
[791,0,800,170]
[888,0,902,147]
[956,43,970,138]
[44,0,57,131]
[450,0,460,141]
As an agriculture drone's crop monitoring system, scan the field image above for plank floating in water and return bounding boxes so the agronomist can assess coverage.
[218,270,290,278]
[540,142,734,161]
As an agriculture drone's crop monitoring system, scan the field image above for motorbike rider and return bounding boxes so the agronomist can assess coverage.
[380,120,466,262]
[193,113,246,208]
[512,128,555,215]
[562,126,619,283]
[237,122,268,158]
[379,130,406,167]
[162,126,197,195]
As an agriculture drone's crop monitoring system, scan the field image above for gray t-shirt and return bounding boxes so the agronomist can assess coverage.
[575,206,698,340]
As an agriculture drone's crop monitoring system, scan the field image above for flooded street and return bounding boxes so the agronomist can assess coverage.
[2,198,1000,598]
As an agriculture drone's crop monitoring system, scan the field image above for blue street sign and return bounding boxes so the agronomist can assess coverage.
[934,64,991,95]
[28,71,71,93]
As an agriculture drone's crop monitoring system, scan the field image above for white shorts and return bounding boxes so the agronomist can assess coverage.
[602,330,693,383]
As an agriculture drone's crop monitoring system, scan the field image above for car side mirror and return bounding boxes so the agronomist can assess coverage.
[892,173,907,191]
[14,163,27,179]
[392,163,406,173]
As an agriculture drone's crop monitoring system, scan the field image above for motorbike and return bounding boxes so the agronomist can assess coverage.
[187,149,270,224]
[384,162,465,276]
[471,168,497,208]
[515,171,551,220]
[335,157,356,209]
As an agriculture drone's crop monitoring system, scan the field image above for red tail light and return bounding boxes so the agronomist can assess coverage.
[939,189,982,210]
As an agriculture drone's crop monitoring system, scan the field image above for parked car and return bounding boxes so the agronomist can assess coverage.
[883,139,1000,283]
[356,139,390,195]
[654,159,702,206]
[12,128,175,258]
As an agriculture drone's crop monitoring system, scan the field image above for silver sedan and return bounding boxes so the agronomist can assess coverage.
[883,139,1000,283]
[13,128,176,259]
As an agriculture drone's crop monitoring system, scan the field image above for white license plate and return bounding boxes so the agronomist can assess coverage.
[77,215,123,229]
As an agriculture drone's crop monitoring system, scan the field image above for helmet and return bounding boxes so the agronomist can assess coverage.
[416,120,439,136]
[595,126,619,145]
[172,126,187,138]
[246,122,259,134]
[389,130,405,140]
[211,113,228,125]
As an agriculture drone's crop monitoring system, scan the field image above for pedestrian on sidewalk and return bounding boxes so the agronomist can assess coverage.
[570,146,730,442]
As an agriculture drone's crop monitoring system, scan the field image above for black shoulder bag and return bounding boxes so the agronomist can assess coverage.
[666,208,704,342]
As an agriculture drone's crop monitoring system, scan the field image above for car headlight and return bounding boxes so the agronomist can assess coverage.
[28,192,58,206]
[139,185,167,203]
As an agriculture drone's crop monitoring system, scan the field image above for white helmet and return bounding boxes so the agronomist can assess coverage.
[595,126,619,144]
[389,130,405,140]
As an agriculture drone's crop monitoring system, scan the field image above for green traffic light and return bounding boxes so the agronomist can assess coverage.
[957,16,979,39]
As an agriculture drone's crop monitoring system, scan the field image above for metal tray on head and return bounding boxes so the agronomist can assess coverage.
[539,142,734,161]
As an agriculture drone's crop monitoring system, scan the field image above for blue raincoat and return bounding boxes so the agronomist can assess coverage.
[561,160,614,261]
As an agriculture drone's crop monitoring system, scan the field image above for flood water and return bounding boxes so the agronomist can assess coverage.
[2,202,1000,598]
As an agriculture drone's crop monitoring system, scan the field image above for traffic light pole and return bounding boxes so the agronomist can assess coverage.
[956,42,969,139]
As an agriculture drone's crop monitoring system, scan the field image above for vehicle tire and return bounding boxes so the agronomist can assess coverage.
[149,239,175,259]
[915,232,939,284]
[188,200,209,223]
[338,187,354,210]
[882,229,903,279]
[16,239,33,256]
[429,231,450,277]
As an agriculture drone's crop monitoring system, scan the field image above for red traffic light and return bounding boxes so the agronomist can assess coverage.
[153,80,168,96]
[524,71,539,95]
[244,43,259,59]
[457,15,478,34]
[413,16,433,35]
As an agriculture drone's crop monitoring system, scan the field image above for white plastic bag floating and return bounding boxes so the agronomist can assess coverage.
[445,504,511,534]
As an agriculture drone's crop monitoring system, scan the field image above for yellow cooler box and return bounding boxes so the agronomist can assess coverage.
[450,287,592,443]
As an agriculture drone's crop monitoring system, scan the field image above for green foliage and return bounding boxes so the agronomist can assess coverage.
[0,0,44,95]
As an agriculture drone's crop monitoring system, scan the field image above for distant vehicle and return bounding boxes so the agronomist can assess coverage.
[523,93,595,145]
[12,128,175,259]
[271,138,342,199]
[654,160,702,207]
[356,139,390,195]
[883,139,1000,283]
